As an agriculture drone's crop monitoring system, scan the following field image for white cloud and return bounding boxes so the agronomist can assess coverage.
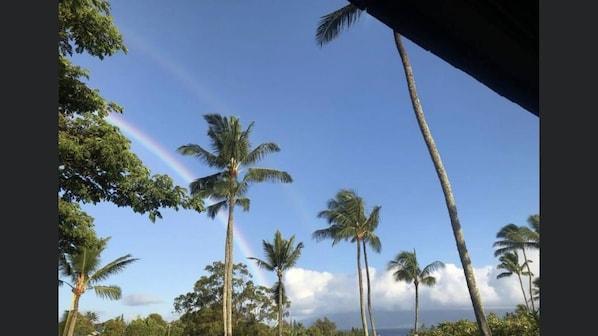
[284,250,539,322]
[122,294,164,306]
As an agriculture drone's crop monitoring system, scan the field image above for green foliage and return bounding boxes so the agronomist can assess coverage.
[414,311,539,336]
[101,316,127,336]
[125,316,166,336]
[58,0,205,259]
[308,317,337,336]
[173,261,278,335]
[59,310,97,336]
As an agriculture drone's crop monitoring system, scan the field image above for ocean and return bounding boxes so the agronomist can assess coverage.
[338,328,412,336]
[375,328,412,336]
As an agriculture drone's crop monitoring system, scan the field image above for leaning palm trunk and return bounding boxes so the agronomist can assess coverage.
[356,240,369,336]
[65,295,81,336]
[362,241,377,336]
[521,248,536,313]
[393,31,492,336]
[516,272,530,311]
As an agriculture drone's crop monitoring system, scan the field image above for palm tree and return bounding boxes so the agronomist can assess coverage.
[493,215,540,313]
[248,230,304,336]
[496,251,532,311]
[387,249,445,335]
[313,189,381,336]
[58,237,139,336]
[359,210,382,336]
[315,5,492,335]
[532,276,540,303]
[178,114,293,336]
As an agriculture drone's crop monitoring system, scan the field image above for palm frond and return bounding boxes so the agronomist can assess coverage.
[315,4,363,47]
[89,254,139,284]
[177,144,222,169]
[189,172,225,196]
[235,197,250,211]
[207,200,228,218]
[244,168,293,184]
[243,142,281,166]
[92,285,122,300]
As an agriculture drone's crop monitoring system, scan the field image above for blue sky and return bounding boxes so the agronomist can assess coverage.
[58,0,539,326]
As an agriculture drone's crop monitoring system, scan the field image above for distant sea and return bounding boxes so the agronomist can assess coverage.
[338,328,412,336]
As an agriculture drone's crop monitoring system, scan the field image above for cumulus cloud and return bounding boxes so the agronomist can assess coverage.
[284,250,539,322]
[122,294,164,306]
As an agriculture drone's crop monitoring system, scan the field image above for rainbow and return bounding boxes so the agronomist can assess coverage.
[106,112,269,288]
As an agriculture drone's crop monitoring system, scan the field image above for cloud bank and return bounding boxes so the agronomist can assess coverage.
[122,294,164,306]
[284,250,539,322]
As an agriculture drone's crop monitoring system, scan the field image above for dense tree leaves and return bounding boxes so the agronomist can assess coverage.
[58,0,205,257]
[173,261,278,336]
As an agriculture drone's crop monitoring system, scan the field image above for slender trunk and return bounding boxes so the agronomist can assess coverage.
[362,241,377,336]
[393,31,492,336]
[226,201,235,336]
[521,248,536,313]
[516,272,530,311]
[65,294,80,336]
[414,283,419,335]
[278,274,284,336]
[356,240,369,336]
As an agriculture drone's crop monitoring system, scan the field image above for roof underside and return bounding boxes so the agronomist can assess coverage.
[349,0,538,117]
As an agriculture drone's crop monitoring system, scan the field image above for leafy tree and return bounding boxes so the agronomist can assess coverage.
[58,0,204,259]
[173,261,278,336]
[387,249,445,334]
[177,114,293,336]
[58,310,96,336]
[101,315,127,336]
[125,316,166,336]
[313,189,381,336]
[308,317,337,336]
[248,230,304,336]
[493,214,540,313]
[59,237,139,336]
[496,251,532,311]
[315,5,492,336]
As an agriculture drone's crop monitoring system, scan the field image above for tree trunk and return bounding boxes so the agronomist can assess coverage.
[414,283,419,335]
[393,31,492,336]
[357,240,369,336]
[521,248,536,313]
[65,294,80,336]
[516,273,530,311]
[223,194,235,336]
[362,241,377,336]
[278,274,284,336]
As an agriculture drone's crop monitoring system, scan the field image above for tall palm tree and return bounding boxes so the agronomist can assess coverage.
[313,189,381,336]
[315,4,492,336]
[386,249,445,335]
[58,237,139,336]
[178,114,293,336]
[496,251,531,311]
[248,230,304,336]
[493,215,540,313]
[361,217,382,336]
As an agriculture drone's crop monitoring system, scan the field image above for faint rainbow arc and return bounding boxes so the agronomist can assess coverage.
[106,113,269,287]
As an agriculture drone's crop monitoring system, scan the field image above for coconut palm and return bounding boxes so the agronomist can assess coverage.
[532,276,540,303]
[315,4,492,336]
[248,230,304,336]
[361,219,382,336]
[313,189,381,336]
[58,237,139,336]
[178,114,293,336]
[493,215,540,313]
[496,251,532,311]
[387,249,445,335]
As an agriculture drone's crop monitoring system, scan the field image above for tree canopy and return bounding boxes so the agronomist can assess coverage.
[58,0,204,257]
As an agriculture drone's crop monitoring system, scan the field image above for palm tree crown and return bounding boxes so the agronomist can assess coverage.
[178,113,292,336]
[248,230,304,336]
[59,237,138,336]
